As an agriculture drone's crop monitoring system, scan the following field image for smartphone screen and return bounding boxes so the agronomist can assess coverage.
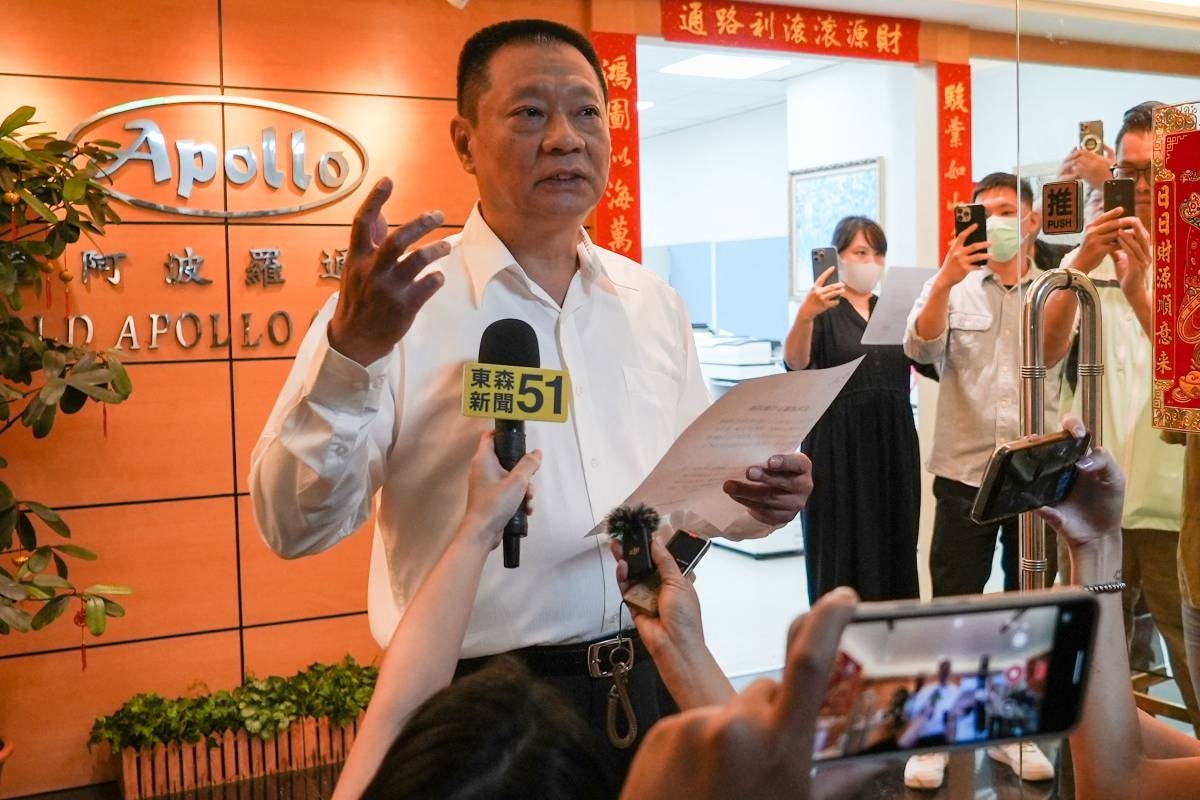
[1104,178,1135,214]
[811,246,840,283]
[667,530,710,575]
[811,593,1097,762]
[953,204,988,264]
[1079,120,1104,153]
[971,431,1091,525]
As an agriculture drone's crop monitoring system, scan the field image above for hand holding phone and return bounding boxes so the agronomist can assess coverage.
[811,590,1097,762]
[1103,178,1135,216]
[811,246,840,283]
[621,530,711,616]
[971,429,1092,525]
[945,205,993,280]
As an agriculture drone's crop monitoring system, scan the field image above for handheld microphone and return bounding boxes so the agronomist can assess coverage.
[478,319,540,568]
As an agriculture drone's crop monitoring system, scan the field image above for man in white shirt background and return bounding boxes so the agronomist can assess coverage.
[249,19,813,768]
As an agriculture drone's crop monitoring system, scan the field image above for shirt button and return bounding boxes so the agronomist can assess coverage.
[590,458,600,468]
[1003,329,1012,336]
[370,377,384,389]
[332,443,348,456]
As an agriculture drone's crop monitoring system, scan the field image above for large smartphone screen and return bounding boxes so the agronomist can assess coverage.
[972,431,1091,524]
[812,599,1095,762]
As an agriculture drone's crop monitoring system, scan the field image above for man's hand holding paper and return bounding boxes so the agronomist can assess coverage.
[596,357,864,540]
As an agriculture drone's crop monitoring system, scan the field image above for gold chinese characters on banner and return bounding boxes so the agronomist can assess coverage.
[591,32,642,263]
[665,1,919,63]
[1152,101,1200,431]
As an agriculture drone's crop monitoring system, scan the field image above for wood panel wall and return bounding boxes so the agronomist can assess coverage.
[0,1,586,795]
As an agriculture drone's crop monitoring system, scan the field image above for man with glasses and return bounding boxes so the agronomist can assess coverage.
[1048,100,1199,733]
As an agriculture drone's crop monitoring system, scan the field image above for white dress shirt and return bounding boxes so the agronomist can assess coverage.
[250,205,719,656]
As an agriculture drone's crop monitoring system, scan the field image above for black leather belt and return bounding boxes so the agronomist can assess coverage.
[458,632,648,678]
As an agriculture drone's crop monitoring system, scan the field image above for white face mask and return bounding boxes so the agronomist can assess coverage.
[841,260,884,294]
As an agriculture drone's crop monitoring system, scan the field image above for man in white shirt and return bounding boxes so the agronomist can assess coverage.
[249,18,812,765]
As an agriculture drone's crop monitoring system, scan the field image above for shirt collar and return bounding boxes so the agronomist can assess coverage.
[461,204,631,307]
[981,256,1041,288]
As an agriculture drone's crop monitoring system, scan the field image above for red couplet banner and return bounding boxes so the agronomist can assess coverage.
[936,62,974,261]
[1152,102,1200,431]
[662,1,919,63]
[590,31,643,265]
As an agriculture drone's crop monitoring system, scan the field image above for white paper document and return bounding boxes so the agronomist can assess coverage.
[591,357,863,538]
[860,267,937,346]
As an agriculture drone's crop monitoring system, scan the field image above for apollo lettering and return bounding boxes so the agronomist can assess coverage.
[108,121,350,200]
[68,96,369,218]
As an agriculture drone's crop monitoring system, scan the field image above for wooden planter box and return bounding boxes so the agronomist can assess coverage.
[117,713,363,800]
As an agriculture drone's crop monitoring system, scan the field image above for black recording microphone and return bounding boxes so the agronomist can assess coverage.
[478,318,540,568]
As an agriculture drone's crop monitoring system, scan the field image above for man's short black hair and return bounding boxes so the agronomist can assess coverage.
[972,171,1034,208]
[457,19,608,121]
[1116,100,1166,152]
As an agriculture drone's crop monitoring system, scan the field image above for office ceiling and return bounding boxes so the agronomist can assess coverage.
[637,0,1200,140]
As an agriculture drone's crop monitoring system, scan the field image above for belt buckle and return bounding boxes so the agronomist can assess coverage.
[587,636,634,678]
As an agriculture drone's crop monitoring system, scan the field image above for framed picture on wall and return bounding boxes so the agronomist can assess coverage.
[789,158,883,299]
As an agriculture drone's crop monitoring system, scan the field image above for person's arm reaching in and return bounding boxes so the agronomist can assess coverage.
[249,178,448,557]
[784,265,843,371]
[612,535,734,710]
[331,432,542,800]
[1037,416,1200,800]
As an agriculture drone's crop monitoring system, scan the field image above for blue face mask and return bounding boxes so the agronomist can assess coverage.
[986,216,1021,263]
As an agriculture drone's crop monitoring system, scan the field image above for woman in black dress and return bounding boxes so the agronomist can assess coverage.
[783,216,920,603]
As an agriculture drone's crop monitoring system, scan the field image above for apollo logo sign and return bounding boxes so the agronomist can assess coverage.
[68,96,369,218]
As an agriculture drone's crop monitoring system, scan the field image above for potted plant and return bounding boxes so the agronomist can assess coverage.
[89,656,378,798]
[0,104,134,780]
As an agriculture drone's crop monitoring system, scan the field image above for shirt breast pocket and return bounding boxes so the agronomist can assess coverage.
[946,310,993,370]
[622,365,679,438]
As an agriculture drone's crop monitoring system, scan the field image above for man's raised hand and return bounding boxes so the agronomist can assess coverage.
[329,177,451,366]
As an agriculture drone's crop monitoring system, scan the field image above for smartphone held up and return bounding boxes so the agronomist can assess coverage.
[811,591,1098,763]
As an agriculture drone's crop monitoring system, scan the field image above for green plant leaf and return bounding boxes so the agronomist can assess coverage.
[0,105,36,137]
[0,482,14,511]
[51,551,68,578]
[24,501,70,537]
[25,546,51,574]
[84,595,106,635]
[0,508,15,553]
[21,584,53,600]
[53,544,96,560]
[63,174,89,202]
[0,604,32,633]
[0,139,25,161]
[107,357,132,397]
[103,597,126,617]
[38,376,67,406]
[31,594,72,630]
[59,385,88,414]
[31,573,71,589]
[0,575,28,601]
[64,378,123,404]
[42,349,67,376]
[16,510,36,550]
[16,188,56,223]
[84,584,133,596]
[45,139,75,155]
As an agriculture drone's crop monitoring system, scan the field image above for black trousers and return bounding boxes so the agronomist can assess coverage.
[455,634,679,780]
[929,477,1058,596]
